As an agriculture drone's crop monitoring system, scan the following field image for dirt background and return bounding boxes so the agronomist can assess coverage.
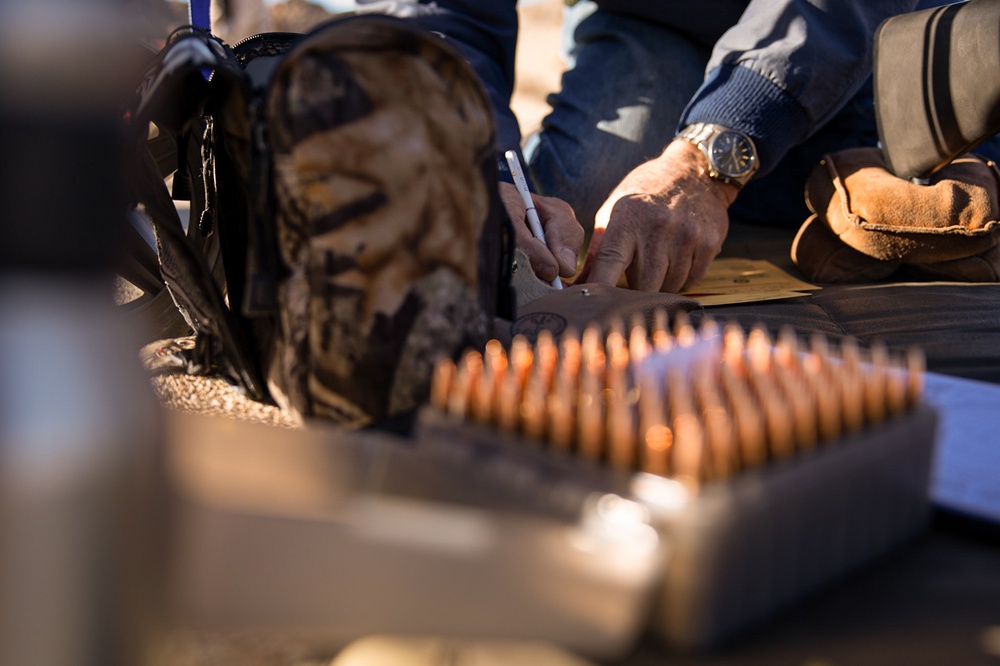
[152,0,565,134]
[269,0,567,134]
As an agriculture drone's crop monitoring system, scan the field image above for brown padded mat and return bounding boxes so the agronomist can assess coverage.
[699,224,1000,384]
[499,222,1000,383]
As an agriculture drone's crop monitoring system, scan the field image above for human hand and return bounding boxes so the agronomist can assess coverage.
[578,140,738,293]
[499,182,584,284]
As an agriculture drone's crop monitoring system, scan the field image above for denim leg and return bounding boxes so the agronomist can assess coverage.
[524,3,711,231]
[731,80,881,229]
[528,4,886,232]
[971,134,1000,166]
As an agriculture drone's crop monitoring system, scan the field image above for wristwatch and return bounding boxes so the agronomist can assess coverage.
[677,123,759,189]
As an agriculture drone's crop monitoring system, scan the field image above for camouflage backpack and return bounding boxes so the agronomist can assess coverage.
[128,15,513,427]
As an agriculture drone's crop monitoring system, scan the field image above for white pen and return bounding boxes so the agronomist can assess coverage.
[504,149,563,289]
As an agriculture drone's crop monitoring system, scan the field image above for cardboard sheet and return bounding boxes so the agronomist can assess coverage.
[682,258,819,306]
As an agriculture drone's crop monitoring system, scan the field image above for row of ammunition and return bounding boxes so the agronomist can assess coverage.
[429,312,925,487]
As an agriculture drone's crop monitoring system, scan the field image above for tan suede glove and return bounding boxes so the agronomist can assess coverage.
[792,147,1000,282]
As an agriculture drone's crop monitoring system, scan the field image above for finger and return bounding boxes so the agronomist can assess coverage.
[652,218,698,294]
[659,252,694,294]
[679,241,718,292]
[619,229,678,292]
[585,227,634,287]
[576,226,606,282]
[500,184,560,282]
[534,195,584,276]
[523,237,560,283]
[515,218,560,283]
[626,250,669,293]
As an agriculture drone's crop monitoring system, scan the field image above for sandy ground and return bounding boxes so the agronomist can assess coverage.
[512,0,566,135]
[148,1,567,428]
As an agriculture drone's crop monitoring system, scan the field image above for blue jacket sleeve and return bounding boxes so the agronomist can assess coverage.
[355,0,522,153]
[679,0,919,176]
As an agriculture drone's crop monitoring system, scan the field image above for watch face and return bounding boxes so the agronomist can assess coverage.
[709,130,756,178]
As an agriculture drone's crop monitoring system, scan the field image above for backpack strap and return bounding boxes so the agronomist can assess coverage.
[226,32,304,318]
[188,0,212,33]
[127,29,269,399]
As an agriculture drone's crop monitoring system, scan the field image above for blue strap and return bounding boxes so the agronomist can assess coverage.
[189,0,211,32]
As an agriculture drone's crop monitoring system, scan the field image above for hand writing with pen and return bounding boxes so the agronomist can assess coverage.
[500,151,584,289]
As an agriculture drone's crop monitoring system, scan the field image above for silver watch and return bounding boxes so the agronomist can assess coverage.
[677,123,759,189]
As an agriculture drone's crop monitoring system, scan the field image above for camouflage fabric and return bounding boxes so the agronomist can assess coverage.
[265,17,499,426]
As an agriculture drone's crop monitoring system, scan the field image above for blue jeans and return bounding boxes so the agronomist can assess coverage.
[523,2,880,231]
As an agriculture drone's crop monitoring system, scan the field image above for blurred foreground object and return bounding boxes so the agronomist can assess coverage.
[157,410,663,661]
[151,316,936,659]
[426,317,936,647]
[0,1,162,664]
[874,0,1000,180]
